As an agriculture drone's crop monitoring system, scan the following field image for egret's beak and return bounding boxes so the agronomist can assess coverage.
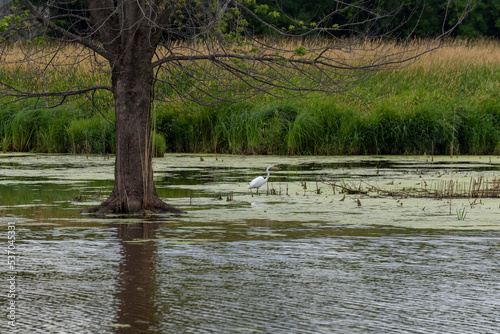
[274,166,279,170]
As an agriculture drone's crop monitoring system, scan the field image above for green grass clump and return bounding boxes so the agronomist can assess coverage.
[151,95,500,156]
[211,102,298,154]
[458,101,500,155]
[152,130,167,157]
[155,103,217,153]
[67,116,115,154]
[0,106,81,152]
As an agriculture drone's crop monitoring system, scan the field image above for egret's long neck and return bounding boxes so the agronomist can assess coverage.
[265,167,271,180]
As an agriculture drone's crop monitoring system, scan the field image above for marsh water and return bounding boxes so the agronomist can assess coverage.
[1,154,499,333]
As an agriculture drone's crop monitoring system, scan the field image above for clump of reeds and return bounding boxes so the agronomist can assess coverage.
[1,39,499,155]
[420,176,500,199]
[0,105,80,152]
[331,176,500,199]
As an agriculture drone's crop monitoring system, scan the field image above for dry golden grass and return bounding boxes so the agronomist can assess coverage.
[3,38,499,72]
[1,42,108,73]
[1,38,498,103]
[413,39,500,69]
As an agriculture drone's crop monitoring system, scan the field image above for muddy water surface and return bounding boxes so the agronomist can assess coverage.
[1,154,499,333]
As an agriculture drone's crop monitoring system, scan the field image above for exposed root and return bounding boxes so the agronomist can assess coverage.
[79,191,185,216]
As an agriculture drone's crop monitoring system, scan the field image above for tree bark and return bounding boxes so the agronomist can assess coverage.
[82,45,183,215]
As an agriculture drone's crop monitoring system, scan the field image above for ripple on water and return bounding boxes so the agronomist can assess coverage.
[4,226,500,334]
[12,228,120,334]
[152,232,500,333]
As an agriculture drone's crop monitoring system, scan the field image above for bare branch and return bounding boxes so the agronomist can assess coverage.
[19,0,111,59]
[1,84,112,99]
[2,0,477,107]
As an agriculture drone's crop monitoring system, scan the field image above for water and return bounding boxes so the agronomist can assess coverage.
[1,154,499,333]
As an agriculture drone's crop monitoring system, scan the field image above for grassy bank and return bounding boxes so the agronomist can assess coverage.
[1,39,499,155]
[155,97,500,155]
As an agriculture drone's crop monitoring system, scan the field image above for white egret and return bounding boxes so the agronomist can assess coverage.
[248,165,279,195]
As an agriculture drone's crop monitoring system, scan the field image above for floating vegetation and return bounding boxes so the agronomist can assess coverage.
[324,176,500,199]
[1,154,499,230]
[72,191,103,202]
[456,208,467,221]
[329,181,368,195]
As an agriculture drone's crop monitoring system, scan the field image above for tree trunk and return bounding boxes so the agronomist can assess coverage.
[82,50,183,215]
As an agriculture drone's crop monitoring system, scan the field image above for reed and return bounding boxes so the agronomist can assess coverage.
[67,116,115,154]
[1,39,499,155]
[418,176,500,199]
[332,176,500,199]
[0,106,80,152]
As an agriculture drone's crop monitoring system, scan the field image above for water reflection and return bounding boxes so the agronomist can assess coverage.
[114,223,160,333]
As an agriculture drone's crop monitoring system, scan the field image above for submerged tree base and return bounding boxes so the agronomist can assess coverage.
[79,192,185,216]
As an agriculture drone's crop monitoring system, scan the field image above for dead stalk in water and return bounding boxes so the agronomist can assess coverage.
[322,176,500,199]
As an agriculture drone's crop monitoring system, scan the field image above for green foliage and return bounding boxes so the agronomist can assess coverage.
[66,116,115,154]
[0,106,15,151]
[458,101,500,155]
[244,0,500,38]
[293,46,307,56]
[456,207,467,221]
[0,106,80,152]
[0,11,30,41]
[150,71,499,156]
[254,4,269,15]
[155,103,217,153]
[2,97,499,156]
[1,39,499,156]
[3,54,499,156]
[152,130,166,157]
[38,107,82,152]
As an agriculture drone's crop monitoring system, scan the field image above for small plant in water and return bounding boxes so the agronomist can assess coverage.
[456,207,467,221]
[315,180,321,194]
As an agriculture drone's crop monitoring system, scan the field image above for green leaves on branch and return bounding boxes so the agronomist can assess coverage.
[0,11,30,41]
[293,46,307,56]
[254,4,269,14]
[253,3,279,18]
[268,11,280,19]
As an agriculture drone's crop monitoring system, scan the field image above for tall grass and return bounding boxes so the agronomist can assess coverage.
[150,96,500,155]
[67,116,115,154]
[1,106,80,152]
[1,39,499,155]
